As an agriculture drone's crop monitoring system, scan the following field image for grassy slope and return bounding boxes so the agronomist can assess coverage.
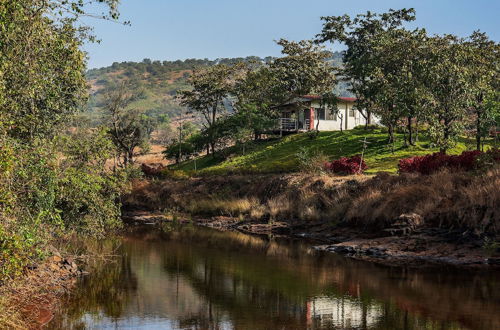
[173,127,491,174]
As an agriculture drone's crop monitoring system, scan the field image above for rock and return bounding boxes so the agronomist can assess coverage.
[363,247,387,258]
[48,255,63,263]
[385,213,423,236]
[49,263,61,272]
[486,258,500,265]
[328,245,356,255]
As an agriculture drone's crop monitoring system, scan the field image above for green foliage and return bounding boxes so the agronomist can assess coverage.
[0,0,127,281]
[163,131,205,163]
[318,9,499,152]
[0,1,88,140]
[56,129,125,236]
[0,225,39,282]
[102,83,157,165]
[270,39,337,103]
[178,63,246,152]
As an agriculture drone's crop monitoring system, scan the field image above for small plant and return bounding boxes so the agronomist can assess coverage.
[296,147,329,174]
[483,237,500,256]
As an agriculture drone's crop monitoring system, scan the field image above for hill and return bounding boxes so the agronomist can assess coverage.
[84,53,349,126]
[172,127,487,175]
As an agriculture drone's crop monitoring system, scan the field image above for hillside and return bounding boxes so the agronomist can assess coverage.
[84,53,348,125]
[172,127,488,175]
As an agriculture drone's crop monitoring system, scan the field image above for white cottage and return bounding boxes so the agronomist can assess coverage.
[278,95,377,132]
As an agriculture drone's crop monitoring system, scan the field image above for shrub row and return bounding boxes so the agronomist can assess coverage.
[399,149,500,174]
[325,155,367,175]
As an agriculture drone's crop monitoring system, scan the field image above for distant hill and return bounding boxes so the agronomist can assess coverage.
[84,53,350,126]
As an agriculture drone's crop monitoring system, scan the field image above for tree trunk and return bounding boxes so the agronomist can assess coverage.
[388,124,395,144]
[441,120,450,154]
[128,149,134,165]
[407,116,414,146]
[476,110,482,151]
[415,118,419,142]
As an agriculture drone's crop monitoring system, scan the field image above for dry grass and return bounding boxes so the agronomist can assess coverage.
[186,197,259,217]
[124,167,500,236]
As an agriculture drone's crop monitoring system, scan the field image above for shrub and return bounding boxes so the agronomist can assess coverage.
[398,150,497,174]
[325,155,367,175]
[296,147,329,174]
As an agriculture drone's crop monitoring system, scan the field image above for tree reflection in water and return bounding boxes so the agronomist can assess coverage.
[51,226,500,329]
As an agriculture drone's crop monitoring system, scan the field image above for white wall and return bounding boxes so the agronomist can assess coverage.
[310,100,377,131]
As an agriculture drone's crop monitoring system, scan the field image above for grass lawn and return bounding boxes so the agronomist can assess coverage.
[172,127,494,175]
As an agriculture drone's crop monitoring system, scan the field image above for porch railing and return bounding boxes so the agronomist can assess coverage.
[279,118,298,130]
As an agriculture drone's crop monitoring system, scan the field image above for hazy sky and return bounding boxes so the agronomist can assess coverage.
[84,0,500,69]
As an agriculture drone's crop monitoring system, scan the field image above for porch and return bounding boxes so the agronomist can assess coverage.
[278,118,310,132]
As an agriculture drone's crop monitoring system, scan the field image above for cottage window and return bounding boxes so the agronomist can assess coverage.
[349,107,356,117]
[315,108,325,120]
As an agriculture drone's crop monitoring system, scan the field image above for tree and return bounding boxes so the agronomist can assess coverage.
[178,64,244,153]
[423,35,473,153]
[464,31,500,150]
[103,83,155,165]
[370,28,431,145]
[233,67,281,139]
[270,39,338,134]
[316,8,416,127]
[270,39,337,102]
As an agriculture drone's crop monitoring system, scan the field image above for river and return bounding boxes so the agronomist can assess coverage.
[50,225,500,329]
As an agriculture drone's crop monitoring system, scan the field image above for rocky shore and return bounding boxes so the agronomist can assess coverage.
[123,211,500,268]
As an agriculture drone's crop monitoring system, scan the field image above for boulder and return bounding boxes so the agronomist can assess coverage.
[384,213,423,236]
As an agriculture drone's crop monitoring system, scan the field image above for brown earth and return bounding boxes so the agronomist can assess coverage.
[0,248,84,329]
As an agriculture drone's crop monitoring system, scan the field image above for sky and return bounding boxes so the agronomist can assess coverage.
[84,0,500,69]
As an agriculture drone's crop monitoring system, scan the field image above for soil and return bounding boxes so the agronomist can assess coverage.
[1,248,85,329]
[123,210,500,268]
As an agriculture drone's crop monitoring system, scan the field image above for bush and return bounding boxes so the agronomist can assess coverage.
[325,155,367,175]
[296,147,329,174]
[398,149,498,174]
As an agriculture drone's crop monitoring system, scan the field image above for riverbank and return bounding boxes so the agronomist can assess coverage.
[0,248,83,329]
[123,168,500,267]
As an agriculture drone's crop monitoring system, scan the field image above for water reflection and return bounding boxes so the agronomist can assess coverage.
[51,226,500,329]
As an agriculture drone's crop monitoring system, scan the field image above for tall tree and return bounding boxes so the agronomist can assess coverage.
[464,31,500,150]
[270,39,338,133]
[316,8,416,127]
[270,39,337,102]
[423,35,473,153]
[370,28,431,145]
[178,64,244,153]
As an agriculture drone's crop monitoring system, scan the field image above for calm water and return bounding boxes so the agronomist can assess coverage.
[51,225,500,330]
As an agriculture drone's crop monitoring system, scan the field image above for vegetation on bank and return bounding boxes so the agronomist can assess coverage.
[0,0,128,293]
[171,127,494,175]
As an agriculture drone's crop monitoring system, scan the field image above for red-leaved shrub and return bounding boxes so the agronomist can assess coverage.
[398,150,490,174]
[325,155,367,175]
